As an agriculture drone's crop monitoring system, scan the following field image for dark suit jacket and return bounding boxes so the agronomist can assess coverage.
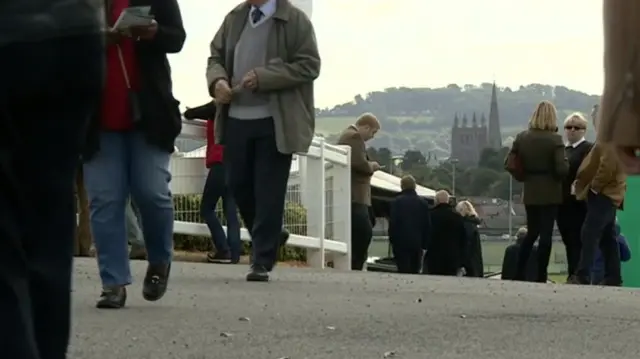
[507,128,569,205]
[388,189,431,250]
[84,0,186,160]
[462,215,483,277]
[425,203,466,275]
[337,126,374,205]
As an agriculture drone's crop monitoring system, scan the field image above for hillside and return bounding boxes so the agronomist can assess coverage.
[316,83,599,159]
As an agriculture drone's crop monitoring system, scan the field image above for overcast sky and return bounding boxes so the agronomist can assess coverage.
[169,0,603,108]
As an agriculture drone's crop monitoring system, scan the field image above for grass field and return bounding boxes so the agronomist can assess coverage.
[368,239,569,276]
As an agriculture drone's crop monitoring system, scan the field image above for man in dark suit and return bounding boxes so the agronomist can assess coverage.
[388,175,431,274]
[556,113,592,280]
[337,113,381,270]
[424,190,466,276]
[0,1,104,357]
[207,0,320,281]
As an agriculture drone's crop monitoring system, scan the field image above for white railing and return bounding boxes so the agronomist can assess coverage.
[170,119,352,270]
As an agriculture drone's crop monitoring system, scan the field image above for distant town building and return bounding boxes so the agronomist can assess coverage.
[450,82,503,165]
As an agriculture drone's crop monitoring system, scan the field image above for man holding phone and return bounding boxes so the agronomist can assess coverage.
[337,113,382,270]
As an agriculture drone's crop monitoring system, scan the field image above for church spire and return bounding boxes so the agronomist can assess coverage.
[488,82,502,148]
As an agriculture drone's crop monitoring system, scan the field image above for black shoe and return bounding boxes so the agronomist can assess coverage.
[207,251,231,264]
[96,286,127,309]
[598,277,622,287]
[142,263,171,302]
[246,265,269,282]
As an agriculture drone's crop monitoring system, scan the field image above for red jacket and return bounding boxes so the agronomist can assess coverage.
[101,0,139,131]
[206,120,224,167]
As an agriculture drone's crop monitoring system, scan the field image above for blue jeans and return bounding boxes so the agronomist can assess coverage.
[83,131,174,287]
[201,163,241,259]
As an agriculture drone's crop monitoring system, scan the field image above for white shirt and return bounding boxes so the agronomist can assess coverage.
[566,137,586,148]
[250,0,277,26]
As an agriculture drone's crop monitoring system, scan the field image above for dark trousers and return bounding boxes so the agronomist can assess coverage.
[351,203,373,270]
[224,118,292,269]
[201,163,241,260]
[557,200,587,278]
[393,246,422,274]
[0,36,103,359]
[575,191,621,284]
[516,204,557,282]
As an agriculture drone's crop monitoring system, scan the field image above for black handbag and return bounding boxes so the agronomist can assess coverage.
[116,45,142,124]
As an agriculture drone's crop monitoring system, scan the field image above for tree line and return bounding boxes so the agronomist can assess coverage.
[367,146,523,199]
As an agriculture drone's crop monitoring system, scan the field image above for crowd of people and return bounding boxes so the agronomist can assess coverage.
[505,101,628,286]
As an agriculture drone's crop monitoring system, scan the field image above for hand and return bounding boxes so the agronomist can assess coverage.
[106,29,124,45]
[456,268,466,277]
[241,70,258,89]
[129,19,158,40]
[370,162,381,171]
[213,80,232,104]
[570,181,576,195]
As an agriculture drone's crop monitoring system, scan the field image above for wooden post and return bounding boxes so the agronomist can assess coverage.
[75,167,93,257]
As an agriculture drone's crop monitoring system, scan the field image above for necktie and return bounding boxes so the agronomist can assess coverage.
[251,8,264,24]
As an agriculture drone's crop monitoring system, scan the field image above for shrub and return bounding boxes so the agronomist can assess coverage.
[173,194,307,261]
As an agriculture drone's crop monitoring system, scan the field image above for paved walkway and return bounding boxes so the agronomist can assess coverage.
[70,258,640,359]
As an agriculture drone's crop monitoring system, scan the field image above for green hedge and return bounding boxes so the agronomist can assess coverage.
[173,194,307,261]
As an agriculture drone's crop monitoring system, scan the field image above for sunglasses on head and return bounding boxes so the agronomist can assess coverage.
[564,125,585,130]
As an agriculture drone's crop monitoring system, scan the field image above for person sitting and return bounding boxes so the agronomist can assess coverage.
[424,190,466,276]
[455,200,484,278]
[388,175,431,274]
[591,220,631,284]
[501,227,538,281]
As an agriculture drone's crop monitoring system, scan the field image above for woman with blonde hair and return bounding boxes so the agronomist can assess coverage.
[504,101,569,282]
[455,200,484,277]
[556,112,593,280]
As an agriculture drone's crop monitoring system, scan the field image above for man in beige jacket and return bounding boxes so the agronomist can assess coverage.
[569,139,627,285]
[206,0,320,281]
[337,113,381,270]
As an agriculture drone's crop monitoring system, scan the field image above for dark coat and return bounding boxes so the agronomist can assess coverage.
[501,234,538,281]
[461,215,483,278]
[0,0,103,47]
[388,189,431,250]
[507,128,569,205]
[424,203,466,275]
[83,0,186,160]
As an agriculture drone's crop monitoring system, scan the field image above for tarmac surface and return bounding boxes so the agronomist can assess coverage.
[69,258,640,359]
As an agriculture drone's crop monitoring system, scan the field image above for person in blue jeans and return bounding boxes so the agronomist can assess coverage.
[591,221,631,284]
[82,0,186,309]
[184,101,241,264]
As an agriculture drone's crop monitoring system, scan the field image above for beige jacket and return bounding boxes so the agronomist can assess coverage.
[205,0,321,154]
